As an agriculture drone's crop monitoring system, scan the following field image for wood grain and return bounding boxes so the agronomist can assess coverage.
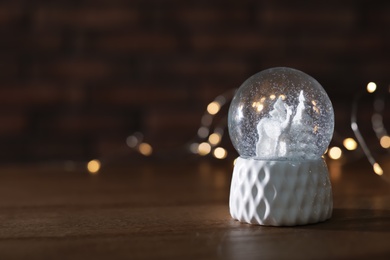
[0,159,389,259]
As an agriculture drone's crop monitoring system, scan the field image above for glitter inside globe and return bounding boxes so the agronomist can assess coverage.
[228,67,334,160]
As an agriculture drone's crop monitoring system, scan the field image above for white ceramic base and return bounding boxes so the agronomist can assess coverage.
[229,157,332,226]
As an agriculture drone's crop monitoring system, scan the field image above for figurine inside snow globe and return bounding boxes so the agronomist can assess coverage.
[228,67,334,226]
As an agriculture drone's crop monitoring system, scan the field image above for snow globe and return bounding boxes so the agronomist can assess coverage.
[228,67,334,226]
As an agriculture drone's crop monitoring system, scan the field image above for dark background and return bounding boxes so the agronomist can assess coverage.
[0,0,389,163]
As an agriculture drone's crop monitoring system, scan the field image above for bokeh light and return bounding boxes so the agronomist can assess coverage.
[367,82,377,93]
[208,133,221,145]
[198,126,209,138]
[139,143,153,156]
[328,147,342,160]
[207,101,221,115]
[87,159,101,174]
[343,138,358,151]
[213,147,227,159]
[380,136,390,149]
[198,142,211,156]
[373,163,383,176]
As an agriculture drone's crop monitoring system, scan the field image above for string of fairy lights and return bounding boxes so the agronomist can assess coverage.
[326,81,389,179]
[349,82,389,176]
[86,82,389,179]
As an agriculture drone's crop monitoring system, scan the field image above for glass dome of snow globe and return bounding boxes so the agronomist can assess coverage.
[228,67,334,160]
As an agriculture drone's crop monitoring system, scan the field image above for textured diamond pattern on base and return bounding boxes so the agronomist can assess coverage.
[229,157,333,226]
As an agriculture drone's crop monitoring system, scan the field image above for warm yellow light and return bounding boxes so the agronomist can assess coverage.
[270,94,276,100]
[343,138,358,151]
[279,94,286,100]
[139,143,153,156]
[252,101,264,112]
[233,158,237,165]
[87,159,101,174]
[328,147,342,160]
[380,135,390,148]
[373,163,383,176]
[367,82,377,93]
[208,133,221,145]
[207,101,221,115]
[260,97,266,103]
[312,100,317,106]
[213,147,227,159]
[198,142,211,156]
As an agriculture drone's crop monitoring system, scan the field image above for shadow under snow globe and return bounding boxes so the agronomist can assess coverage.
[228,67,334,226]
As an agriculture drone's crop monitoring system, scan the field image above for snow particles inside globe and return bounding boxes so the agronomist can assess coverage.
[228,67,334,160]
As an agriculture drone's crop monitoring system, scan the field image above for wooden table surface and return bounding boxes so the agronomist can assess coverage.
[0,158,389,259]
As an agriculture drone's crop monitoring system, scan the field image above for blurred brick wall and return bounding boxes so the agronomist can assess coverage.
[0,0,389,162]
